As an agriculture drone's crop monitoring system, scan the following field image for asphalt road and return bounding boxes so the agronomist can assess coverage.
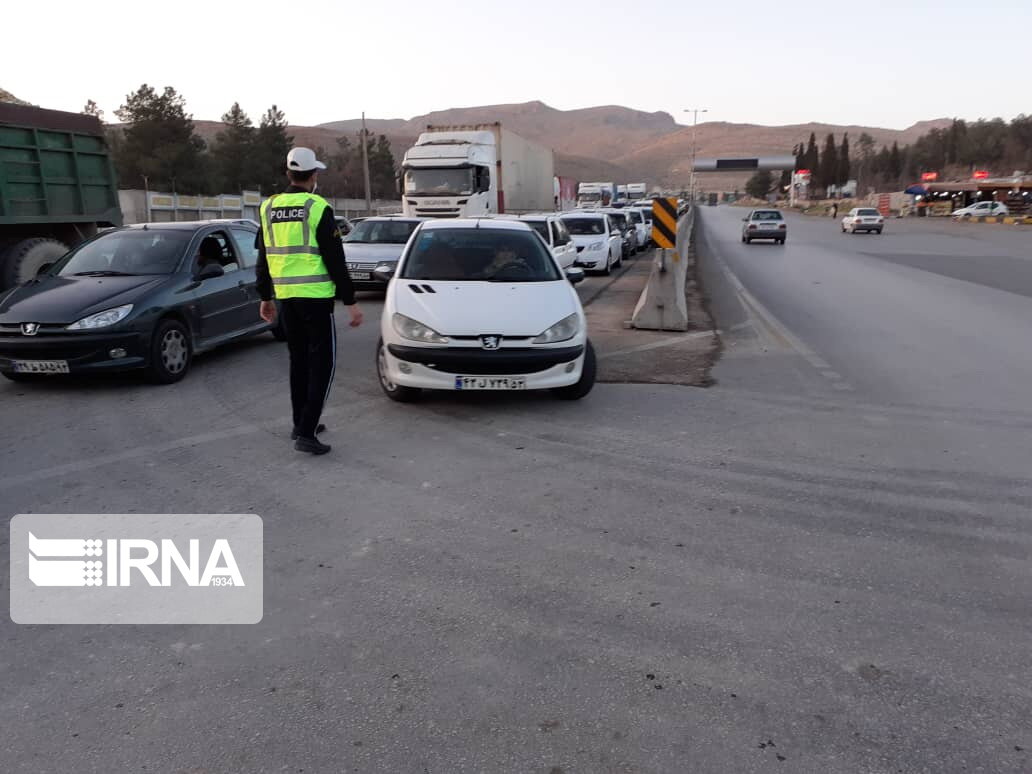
[1,221,1030,773]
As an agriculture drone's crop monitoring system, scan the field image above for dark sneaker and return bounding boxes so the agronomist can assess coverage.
[295,436,331,455]
[291,423,326,440]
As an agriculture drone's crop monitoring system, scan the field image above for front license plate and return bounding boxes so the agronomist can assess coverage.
[350,271,371,280]
[454,376,526,391]
[13,359,69,374]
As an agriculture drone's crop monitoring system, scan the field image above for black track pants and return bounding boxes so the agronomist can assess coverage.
[280,298,336,438]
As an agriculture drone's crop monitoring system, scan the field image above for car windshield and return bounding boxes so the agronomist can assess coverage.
[608,214,628,229]
[401,228,561,282]
[857,209,880,216]
[628,211,643,223]
[405,168,473,196]
[563,217,606,235]
[752,211,783,221]
[344,220,420,244]
[524,221,550,242]
[578,192,602,202]
[640,209,653,222]
[55,230,191,276]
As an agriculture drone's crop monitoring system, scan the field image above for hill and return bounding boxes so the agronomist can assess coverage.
[319,103,950,188]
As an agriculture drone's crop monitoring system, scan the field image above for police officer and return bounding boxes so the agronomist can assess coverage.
[256,147,362,455]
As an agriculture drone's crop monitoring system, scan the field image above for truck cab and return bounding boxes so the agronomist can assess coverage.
[577,182,615,209]
[401,130,496,219]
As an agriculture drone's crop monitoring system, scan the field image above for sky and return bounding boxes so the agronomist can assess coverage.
[3,0,1028,130]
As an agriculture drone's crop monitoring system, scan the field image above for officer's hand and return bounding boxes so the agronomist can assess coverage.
[259,300,277,323]
[347,304,363,328]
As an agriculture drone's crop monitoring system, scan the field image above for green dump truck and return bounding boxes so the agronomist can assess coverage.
[0,103,122,291]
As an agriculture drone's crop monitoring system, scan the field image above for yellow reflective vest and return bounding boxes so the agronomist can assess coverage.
[259,192,335,299]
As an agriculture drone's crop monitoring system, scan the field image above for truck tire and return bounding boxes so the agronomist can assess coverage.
[1,238,69,289]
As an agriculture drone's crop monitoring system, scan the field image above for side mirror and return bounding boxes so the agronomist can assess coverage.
[194,262,225,281]
[372,266,395,284]
[742,217,749,222]
[565,267,585,285]
[37,262,54,276]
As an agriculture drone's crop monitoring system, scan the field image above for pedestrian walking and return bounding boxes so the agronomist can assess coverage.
[256,147,362,455]
[831,202,839,218]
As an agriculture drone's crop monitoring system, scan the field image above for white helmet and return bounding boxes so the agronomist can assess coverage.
[286,147,327,172]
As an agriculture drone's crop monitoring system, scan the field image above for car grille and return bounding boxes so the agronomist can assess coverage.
[348,262,378,271]
[415,208,461,218]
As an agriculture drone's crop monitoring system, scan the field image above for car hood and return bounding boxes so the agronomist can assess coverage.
[343,243,407,263]
[394,280,579,337]
[0,274,166,324]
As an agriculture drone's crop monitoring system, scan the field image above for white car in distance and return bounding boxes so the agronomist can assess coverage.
[841,208,884,234]
[518,213,577,269]
[625,207,650,249]
[376,219,596,402]
[560,212,622,274]
[951,201,1009,219]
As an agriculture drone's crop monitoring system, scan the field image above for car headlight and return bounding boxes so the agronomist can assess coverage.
[66,304,133,330]
[588,241,604,251]
[533,312,580,344]
[392,313,448,344]
[375,261,398,275]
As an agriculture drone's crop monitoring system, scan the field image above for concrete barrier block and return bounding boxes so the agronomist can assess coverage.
[631,210,694,332]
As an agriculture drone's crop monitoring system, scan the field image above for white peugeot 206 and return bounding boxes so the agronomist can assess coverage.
[375,218,596,402]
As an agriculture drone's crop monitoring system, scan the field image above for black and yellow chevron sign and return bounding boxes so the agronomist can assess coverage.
[652,197,678,248]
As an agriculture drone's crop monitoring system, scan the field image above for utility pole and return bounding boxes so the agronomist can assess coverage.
[683,108,708,202]
[361,111,372,215]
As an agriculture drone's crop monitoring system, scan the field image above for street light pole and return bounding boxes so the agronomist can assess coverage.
[683,108,708,201]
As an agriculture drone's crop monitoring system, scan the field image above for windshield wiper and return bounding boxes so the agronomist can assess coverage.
[72,270,138,277]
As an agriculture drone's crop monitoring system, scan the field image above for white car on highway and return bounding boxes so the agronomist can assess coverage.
[951,201,1009,219]
[376,219,596,402]
[841,208,884,234]
[625,207,650,251]
[518,213,577,269]
[560,211,622,274]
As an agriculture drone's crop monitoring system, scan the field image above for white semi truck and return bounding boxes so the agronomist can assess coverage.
[400,123,555,218]
[626,182,648,202]
[577,182,616,209]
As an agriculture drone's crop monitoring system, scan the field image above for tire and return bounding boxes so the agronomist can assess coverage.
[745,237,751,244]
[553,341,596,400]
[741,235,747,243]
[146,318,192,384]
[377,339,420,402]
[1,237,70,289]
[876,229,883,235]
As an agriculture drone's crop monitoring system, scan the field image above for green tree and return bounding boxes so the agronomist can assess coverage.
[113,84,208,193]
[254,105,293,193]
[805,132,820,174]
[82,99,104,122]
[819,133,838,193]
[745,169,773,199]
[888,142,903,184]
[837,133,851,187]
[369,134,397,198]
[210,102,256,193]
